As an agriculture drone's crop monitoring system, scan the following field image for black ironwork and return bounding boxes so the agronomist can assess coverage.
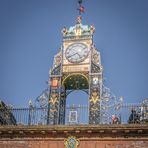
[0,104,147,126]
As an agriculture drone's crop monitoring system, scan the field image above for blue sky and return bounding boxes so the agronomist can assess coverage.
[0,0,148,107]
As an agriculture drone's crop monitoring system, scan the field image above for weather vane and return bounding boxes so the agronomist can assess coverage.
[77,0,85,15]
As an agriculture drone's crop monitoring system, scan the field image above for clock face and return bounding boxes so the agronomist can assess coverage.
[65,43,89,63]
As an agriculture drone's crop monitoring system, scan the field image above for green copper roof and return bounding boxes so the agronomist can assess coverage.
[62,17,95,40]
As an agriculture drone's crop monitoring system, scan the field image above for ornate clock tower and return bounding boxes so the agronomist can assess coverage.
[48,2,103,125]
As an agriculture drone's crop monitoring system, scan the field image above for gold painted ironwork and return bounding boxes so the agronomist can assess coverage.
[90,89,100,104]
[90,95,99,104]
[48,13,103,124]
[62,73,89,86]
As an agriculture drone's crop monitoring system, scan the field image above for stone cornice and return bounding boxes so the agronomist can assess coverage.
[0,124,148,139]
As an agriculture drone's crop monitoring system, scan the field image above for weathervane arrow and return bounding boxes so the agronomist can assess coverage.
[77,0,85,15]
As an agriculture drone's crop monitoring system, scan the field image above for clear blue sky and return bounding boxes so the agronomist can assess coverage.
[0,0,148,107]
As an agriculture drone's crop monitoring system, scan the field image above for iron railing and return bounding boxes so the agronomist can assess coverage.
[0,104,147,126]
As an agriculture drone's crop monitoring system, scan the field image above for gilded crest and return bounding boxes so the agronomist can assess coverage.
[64,136,79,148]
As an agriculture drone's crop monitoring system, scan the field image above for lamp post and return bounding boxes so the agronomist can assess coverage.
[28,99,33,125]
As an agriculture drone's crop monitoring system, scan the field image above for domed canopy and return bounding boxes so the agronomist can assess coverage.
[62,16,95,40]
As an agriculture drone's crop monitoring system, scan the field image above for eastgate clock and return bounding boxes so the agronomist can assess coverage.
[65,43,89,63]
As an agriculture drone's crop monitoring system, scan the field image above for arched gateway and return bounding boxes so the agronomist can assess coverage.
[48,16,103,125]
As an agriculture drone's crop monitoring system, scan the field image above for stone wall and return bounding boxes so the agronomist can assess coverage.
[0,139,148,148]
[0,125,147,148]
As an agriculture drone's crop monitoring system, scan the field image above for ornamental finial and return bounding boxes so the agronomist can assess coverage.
[90,25,95,34]
[62,26,68,36]
[76,16,82,24]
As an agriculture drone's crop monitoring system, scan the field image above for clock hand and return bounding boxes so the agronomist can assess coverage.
[76,52,82,58]
[67,52,77,58]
